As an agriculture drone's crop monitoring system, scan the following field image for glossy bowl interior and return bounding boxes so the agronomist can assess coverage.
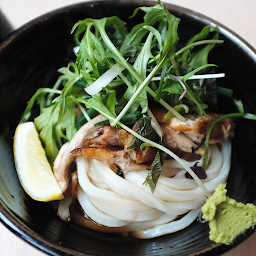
[1,1,256,255]
[0,10,13,42]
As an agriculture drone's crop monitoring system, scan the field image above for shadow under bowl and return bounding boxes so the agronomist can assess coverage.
[1,1,256,255]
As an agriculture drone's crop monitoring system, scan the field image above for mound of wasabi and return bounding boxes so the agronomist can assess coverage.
[201,184,256,245]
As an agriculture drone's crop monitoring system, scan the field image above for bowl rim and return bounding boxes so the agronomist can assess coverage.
[1,1,256,255]
[1,0,256,56]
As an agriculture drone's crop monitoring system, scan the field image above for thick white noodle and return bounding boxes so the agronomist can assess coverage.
[75,140,231,238]
[131,209,201,239]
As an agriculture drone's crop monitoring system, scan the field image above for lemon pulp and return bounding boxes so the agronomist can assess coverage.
[13,122,64,202]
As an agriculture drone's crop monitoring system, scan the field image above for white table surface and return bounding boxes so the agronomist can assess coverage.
[1,0,256,255]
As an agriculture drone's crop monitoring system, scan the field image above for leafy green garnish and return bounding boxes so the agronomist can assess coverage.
[20,0,231,194]
[143,151,164,192]
[126,116,157,150]
[124,116,167,192]
[181,26,220,71]
[202,100,256,168]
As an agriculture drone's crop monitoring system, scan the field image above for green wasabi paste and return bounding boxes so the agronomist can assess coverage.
[201,184,256,245]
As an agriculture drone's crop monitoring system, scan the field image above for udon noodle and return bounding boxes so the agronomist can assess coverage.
[67,139,231,239]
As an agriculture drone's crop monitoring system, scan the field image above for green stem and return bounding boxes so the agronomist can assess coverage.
[111,65,161,126]
[175,39,224,56]
[95,18,187,125]
[202,112,244,168]
[118,121,211,198]
[171,58,180,76]
[77,102,91,122]
[77,97,210,198]
[46,75,65,105]
[146,87,186,121]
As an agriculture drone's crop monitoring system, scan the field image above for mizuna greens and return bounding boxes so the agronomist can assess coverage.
[20,0,255,195]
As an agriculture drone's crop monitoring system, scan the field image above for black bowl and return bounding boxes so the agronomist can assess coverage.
[1,1,256,255]
[0,10,13,42]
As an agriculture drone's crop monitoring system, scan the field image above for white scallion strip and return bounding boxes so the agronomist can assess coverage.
[179,73,225,80]
[84,63,125,95]
[73,45,80,56]
[147,108,164,140]
[152,73,225,82]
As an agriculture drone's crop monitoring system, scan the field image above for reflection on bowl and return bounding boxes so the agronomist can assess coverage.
[1,1,256,255]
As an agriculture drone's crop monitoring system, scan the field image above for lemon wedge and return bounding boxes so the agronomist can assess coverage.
[13,122,64,202]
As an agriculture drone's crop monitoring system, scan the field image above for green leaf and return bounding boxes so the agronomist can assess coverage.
[122,31,155,113]
[106,91,118,117]
[75,108,98,130]
[164,64,216,115]
[54,73,82,123]
[55,97,77,143]
[123,115,166,192]
[112,4,182,125]
[143,151,162,193]
[161,6,180,62]
[202,99,256,168]
[182,26,219,70]
[133,32,154,80]
[58,62,80,80]
[155,62,168,101]
[76,93,117,124]
[126,116,155,150]
[20,87,61,123]
[105,16,128,44]
[138,4,169,25]
[119,23,146,56]
[187,26,220,46]
[34,104,60,166]
[33,77,80,166]
[164,81,183,95]
[120,4,166,55]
